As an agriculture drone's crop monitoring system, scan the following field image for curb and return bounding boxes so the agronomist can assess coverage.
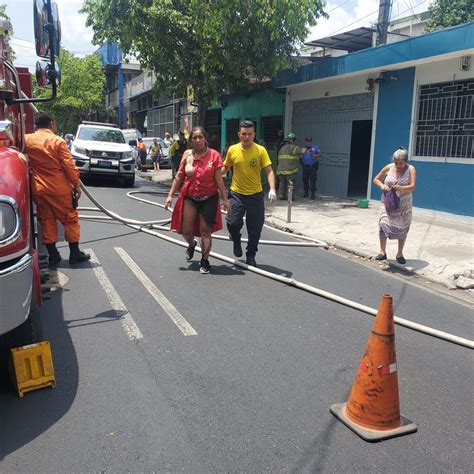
[263,217,439,283]
[135,173,461,292]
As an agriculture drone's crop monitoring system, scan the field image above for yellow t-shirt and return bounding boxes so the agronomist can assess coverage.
[224,143,272,195]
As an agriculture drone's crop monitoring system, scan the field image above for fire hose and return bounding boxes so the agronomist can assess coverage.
[78,183,474,350]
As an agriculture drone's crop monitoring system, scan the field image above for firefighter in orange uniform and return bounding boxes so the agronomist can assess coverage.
[25,112,90,266]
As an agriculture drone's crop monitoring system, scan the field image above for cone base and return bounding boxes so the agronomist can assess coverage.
[330,403,417,442]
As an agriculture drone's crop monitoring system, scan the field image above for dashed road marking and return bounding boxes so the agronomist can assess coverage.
[114,247,198,336]
[85,249,143,341]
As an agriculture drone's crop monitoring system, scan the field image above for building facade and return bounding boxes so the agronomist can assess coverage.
[211,88,286,164]
[97,43,142,127]
[275,22,474,216]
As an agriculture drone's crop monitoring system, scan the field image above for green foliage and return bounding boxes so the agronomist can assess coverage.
[426,0,474,31]
[0,4,10,36]
[0,3,15,60]
[34,49,108,133]
[81,0,327,121]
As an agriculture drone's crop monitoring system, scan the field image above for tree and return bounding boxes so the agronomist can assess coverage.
[34,49,108,133]
[426,0,474,32]
[0,3,15,60]
[81,0,327,124]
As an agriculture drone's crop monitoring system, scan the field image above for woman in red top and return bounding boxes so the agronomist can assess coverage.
[165,126,229,274]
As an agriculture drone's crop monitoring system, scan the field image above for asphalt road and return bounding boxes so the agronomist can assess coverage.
[1,176,472,472]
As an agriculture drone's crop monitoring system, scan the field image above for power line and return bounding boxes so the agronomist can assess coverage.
[391,0,429,21]
[326,0,429,38]
[400,0,425,24]
[326,0,351,15]
[328,8,380,36]
[11,36,95,55]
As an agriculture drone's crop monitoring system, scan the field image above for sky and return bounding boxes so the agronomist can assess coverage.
[6,0,434,71]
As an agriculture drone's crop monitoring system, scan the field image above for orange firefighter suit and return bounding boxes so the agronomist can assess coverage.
[24,128,81,244]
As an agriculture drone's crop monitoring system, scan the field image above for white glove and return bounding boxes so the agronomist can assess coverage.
[268,190,277,202]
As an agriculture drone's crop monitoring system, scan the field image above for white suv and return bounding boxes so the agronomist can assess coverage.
[71,121,135,186]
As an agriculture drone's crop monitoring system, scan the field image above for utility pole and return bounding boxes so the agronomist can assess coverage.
[118,50,124,129]
[376,0,392,46]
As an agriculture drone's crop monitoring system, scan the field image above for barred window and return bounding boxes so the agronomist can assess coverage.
[414,78,473,160]
[261,115,283,150]
[150,105,174,138]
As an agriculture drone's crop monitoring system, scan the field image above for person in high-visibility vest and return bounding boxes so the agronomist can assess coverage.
[136,137,148,172]
[276,133,305,200]
[169,131,188,179]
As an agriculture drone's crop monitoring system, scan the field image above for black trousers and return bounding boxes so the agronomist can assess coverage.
[302,163,319,194]
[171,155,182,176]
[226,190,265,258]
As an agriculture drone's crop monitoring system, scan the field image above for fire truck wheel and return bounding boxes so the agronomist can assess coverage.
[0,291,43,366]
[17,291,43,346]
[0,292,42,372]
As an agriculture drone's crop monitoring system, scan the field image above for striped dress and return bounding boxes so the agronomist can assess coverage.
[379,163,413,240]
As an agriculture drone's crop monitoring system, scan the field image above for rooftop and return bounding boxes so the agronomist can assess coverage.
[305,26,376,53]
[275,22,474,88]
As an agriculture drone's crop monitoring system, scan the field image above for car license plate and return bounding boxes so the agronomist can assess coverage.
[98,160,111,168]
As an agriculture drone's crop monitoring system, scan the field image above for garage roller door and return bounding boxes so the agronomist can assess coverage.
[292,93,373,197]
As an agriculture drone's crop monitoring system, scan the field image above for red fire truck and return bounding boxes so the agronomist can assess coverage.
[0,0,61,357]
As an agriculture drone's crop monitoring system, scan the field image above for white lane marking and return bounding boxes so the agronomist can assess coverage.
[85,249,143,341]
[114,247,198,336]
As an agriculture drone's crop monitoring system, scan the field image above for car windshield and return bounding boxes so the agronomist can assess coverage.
[158,138,169,149]
[78,127,125,143]
[122,130,140,142]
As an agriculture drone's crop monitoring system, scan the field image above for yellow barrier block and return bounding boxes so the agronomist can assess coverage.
[9,341,56,397]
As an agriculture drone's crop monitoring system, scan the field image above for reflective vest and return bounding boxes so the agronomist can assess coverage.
[277,143,305,176]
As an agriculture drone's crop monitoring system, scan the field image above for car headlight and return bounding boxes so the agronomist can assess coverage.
[122,151,132,159]
[0,198,20,246]
[73,147,88,156]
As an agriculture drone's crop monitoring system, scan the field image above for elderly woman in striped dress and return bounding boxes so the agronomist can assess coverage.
[373,148,417,264]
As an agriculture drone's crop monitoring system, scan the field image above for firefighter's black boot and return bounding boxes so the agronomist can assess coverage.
[46,243,62,267]
[68,242,91,265]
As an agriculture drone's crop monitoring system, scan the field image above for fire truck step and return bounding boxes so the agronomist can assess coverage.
[9,341,56,398]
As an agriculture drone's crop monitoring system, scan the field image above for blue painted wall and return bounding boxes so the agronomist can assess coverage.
[372,67,474,216]
[97,43,121,67]
[412,162,474,215]
[372,67,416,196]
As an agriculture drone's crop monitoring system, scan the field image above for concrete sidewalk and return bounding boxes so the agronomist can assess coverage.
[139,169,474,294]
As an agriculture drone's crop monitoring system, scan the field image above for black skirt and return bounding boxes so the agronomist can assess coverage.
[185,194,218,227]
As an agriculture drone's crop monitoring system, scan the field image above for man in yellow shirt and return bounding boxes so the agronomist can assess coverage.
[169,131,188,179]
[224,120,276,267]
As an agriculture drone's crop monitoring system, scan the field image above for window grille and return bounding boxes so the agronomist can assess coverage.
[414,78,473,159]
[150,105,174,138]
[261,116,283,150]
[205,109,222,152]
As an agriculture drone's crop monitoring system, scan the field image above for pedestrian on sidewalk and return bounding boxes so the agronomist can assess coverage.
[224,120,277,267]
[373,148,416,264]
[276,133,305,201]
[149,137,162,171]
[301,137,321,200]
[24,111,90,266]
[169,131,188,179]
[165,126,229,274]
[137,137,147,172]
[164,132,173,146]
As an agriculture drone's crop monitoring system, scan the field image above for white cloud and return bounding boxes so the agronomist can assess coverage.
[8,0,435,70]
[56,0,95,54]
[6,0,96,70]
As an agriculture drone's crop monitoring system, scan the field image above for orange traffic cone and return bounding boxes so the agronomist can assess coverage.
[330,293,417,442]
